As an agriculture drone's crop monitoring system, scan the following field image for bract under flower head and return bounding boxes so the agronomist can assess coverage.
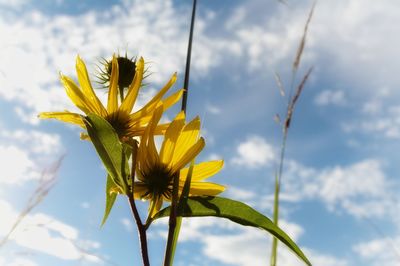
[134,105,225,218]
[39,55,183,140]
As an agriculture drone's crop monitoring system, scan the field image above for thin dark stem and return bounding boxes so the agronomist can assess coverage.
[181,0,197,113]
[128,195,150,266]
[127,140,150,266]
[164,1,197,265]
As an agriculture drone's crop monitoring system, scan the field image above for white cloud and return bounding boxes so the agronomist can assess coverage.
[0,199,101,263]
[318,160,386,210]
[0,0,234,124]
[120,218,133,233]
[205,103,221,115]
[0,257,38,266]
[0,145,39,184]
[314,89,346,106]
[222,0,400,104]
[203,230,348,266]
[343,103,400,139]
[231,135,275,168]
[80,202,90,209]
[0,129,62,155]
[206,153,223,161]
[0,0,29,10]
[282,159,397,220]
[157,217,345,266]
[224,186,258,202]
[0,127,62,185]
[353,236,400,266]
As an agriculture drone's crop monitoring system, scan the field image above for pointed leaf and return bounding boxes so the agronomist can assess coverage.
[101,175,118,227]
[84,113,130,193]
[152,196,311,266]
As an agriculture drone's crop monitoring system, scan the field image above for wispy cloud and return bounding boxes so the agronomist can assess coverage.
[314,89,346,106]
[153,216,346,266]
[0,0,236,124]
[0,199,101,263]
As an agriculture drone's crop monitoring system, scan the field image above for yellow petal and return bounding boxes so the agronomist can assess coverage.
[38,111,85,127]
[119,57,144,114]
[76,56,107,117]
[128,85,181,124]
[183,181,225,196]
[160,111,185,165]
[149,196,164,218]
[171,116,200,165]
[153,123,170,135]
[147,104,163,165]
[171,137,205,173]
[138,104,163,173]
[133,183,149,199]
[162,89,184,111]
[180,160,224,181]
[136,72,177,116]
[61,75,98,114]
[107,56,119,113]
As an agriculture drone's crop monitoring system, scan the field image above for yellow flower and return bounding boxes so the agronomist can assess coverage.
[39,55,183,140]
[134,105,225,218]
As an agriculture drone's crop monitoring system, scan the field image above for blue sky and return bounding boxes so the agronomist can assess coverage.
[1,0,400,265]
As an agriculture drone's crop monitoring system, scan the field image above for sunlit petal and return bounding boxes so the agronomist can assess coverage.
[133,183,149,199]
[180,160,224,181]
[149,196,164,218]
[171,137,205,173]
[61,75,96,114]
[160,111,185,165]
[162,89,184,111]
[119,57,144,114]
[38,111,85,127]
[107,56,119,113]
[136,73,177,115]
[76,56,107,116]
[171,116,200,165]
[184,181,225,196]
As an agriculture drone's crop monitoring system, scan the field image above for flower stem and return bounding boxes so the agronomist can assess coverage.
[163,173,181,266]
[128,195,150,266]
[164,1,197,265]
[181,0,197,113]
[270,128,288,266]
[127,140,150,266]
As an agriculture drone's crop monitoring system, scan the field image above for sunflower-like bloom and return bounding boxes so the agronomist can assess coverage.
[134,105,225,218]
[39,56,183,140]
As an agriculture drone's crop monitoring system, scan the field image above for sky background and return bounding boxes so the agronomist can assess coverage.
[1,0,400,265]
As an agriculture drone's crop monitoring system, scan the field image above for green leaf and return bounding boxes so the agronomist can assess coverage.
[100,175,118,227]
[84,113,130,193]
[153,196,311,266]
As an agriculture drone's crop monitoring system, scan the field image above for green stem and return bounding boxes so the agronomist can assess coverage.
[163,173,181,266]
[164,1,197,265]
[270,128,288,266]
